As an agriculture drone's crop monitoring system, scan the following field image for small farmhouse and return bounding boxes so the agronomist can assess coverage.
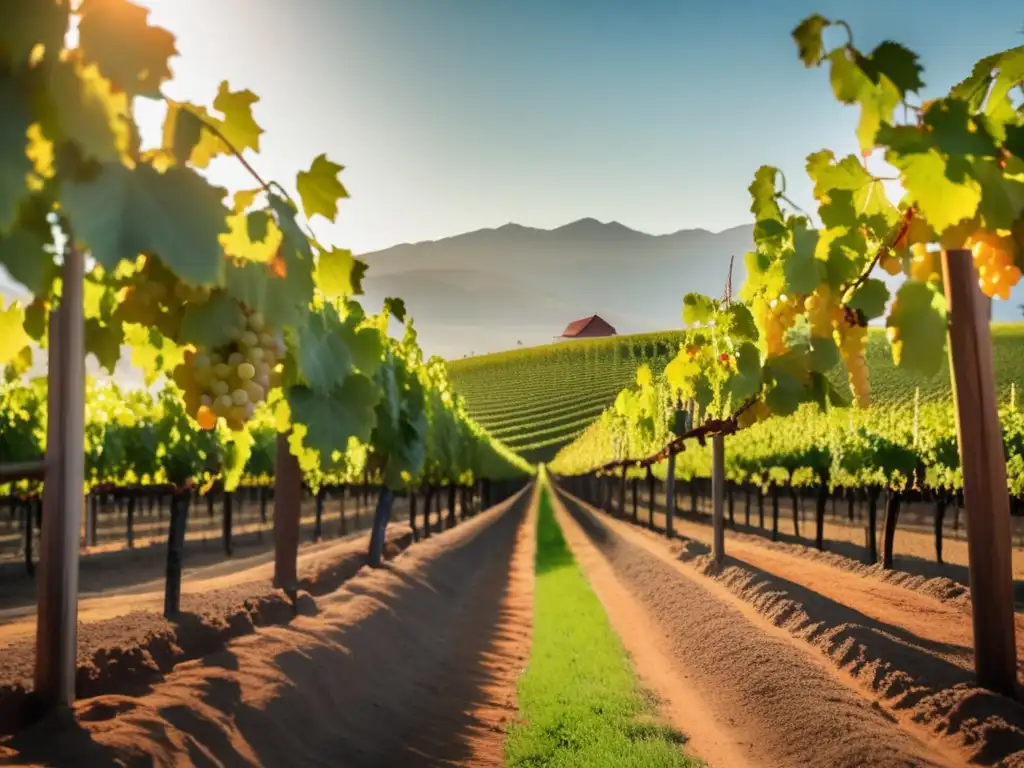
[557,314,617,340]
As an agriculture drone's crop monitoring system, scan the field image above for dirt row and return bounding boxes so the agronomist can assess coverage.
[553,485,1024,767]
[0,487,535,767]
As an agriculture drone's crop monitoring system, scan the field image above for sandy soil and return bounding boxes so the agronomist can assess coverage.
[0,487,533,767]
[558,486,1024,766]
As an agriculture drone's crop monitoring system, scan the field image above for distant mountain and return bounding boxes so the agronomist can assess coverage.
[358,218,758,359]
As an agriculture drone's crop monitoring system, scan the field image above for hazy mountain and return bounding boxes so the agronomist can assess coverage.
[359,218,758,358]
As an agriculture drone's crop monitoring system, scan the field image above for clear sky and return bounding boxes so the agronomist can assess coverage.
[133,0,1023,256]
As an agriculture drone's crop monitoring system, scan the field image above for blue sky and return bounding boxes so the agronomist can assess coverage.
[133,0,1024,256]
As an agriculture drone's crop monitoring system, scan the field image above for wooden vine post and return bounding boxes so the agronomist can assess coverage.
[665,452,676,539]
[273,433,302,594]
[711,434,725,564]
[34,248,86,707]
[941,248,1017,695]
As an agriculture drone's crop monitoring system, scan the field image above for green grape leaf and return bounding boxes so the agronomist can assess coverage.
[682,293,715,325]
[985,48,1024,121]
[819,188,858,229]
[727,342,762,403]
[862,41,924,95]
[950,52,1003,111]
[165,104,203,164]
[748,166,783,238]
[807,335,841,373]
[211,81,263,155]
[924,99,998,158]
[296,154,348,223]
[221,428,254,493]
[0,0,69,67]
[124,323,184,385]
[384,296,407,323]
[886,149,982,234]
[342,323,384,378]
[783,244,822,295]
[806,150,898,228]
[829,48,870,103]
[287,375,380,456]
[314,247,357,298]
[973,157,1024,231]
[43,60,129,164]
[855,78,900,151]
[4,345,32,379]
[179,293,246,349]
[246,210,271,244]
[23,302,46,339]
[693,372,714,413]
[1007,124,1024,161]
[886,280,948,377]
[0,81,31,233]
[61,162,230,285]
[725,302,758,340]
[793,15,829,67]
[295,305,353,392]
[77,0,177,97]
[0,299,30,365]
[764,368,806,416]
[84,317,123,374]
[847,278,890,320]
[0,228,52,294]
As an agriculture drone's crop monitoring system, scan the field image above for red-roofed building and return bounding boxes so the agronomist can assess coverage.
[557,314,617,340]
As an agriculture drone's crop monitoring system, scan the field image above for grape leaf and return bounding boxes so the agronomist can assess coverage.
[23,302,46,339]
[693,372,714,412]
[725,303,758,340]
[805,150,898,228]
[384,297,407,323]
[340,320,383,378]
[862,41,924,95]
[211,82,263,155]
[287,375,380,456]
[783,244,822,295]
[727,342,762,403]
[985,48,1024,121]
[886,280,948,377]
[0,299,30,365]
[924,99,998,158]
[179,293,246,349]
[847,278,890,320]
[0,81,31,233]
[0,0,69,67]
[807,335,841,373]
[124,324,184,385]
[682,293,715,325]
[886,149,982,233]
[764,367,806,416]
[314,247,357,298]
[748,166,783,238]
[819,188,858,229]
[855,78,900,151]
[793,15,829,67]
[973,157,1024,231]
[164,104,203,164]
[85,317,123,374]
[950,51,1003,111]
[77,0,177,97]
[61,161,231,285]
[296,154,348,223]
[246,210,271,244]
[1007,125,1024,161]
[295,305,354,392]
[43,60,129,164]
[829,48,870,103]
[0,228,51,294]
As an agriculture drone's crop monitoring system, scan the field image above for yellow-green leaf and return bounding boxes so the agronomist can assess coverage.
[296,154,348,222]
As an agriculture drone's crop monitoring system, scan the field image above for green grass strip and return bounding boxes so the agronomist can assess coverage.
[505,488,701,767]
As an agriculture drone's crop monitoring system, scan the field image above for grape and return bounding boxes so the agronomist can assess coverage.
[804,284,838,338]
[231,388,249,406]
[249,347,264,363]
[259,332,274,348]
[245,381,265,401]
[838,319,870,407]
[248,312,265,332]
[212,380,230,397]
[909,243,938,282]
[880,253,902,276]
[971,233,1021,300]
[215,394,234,414]
[200,394,213,407]
[196,405,217,430]
[193,353,211,371]
[227,352,244,367]
[213,362,231,379]
[240,330,259,348]
[238,362,256,380]
[257,361,271,378]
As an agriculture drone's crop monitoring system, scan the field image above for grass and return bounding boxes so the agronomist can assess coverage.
[505,486,700,767]
[451,324,1024,464]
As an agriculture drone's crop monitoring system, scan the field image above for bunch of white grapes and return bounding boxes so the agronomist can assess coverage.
[180,309,286,431]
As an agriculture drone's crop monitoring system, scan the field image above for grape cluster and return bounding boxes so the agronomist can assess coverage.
[176,308,285,431]
[753,295,799,357]
[838,314,870,407]
[804,284,843,338]
[970,234,1021,300]
[736,400,771,428]
[909,243,939,282]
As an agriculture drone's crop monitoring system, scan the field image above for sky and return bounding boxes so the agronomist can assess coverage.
[130,0,1024,257]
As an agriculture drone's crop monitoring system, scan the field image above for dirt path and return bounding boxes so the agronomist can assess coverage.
[552,487,968,768]
[0,488,535,767]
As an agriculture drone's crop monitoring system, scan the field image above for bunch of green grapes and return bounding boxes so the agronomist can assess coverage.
[804,284,843,338]
[838,309,869,407]
[116,257,184,336]
[753,294,799,357]
[176,307,285,431]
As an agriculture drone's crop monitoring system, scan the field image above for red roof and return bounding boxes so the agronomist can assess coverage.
[560,315,617,338]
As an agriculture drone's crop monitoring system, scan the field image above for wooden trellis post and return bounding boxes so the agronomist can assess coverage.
[712,434,725,564]
[941,248,1017,695]
[34,247,86,708]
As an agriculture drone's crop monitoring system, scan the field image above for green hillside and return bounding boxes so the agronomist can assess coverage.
[448,323,1024,463]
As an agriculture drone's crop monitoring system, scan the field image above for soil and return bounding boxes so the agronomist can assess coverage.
[0,488,533,766]
[556,485,1024,766]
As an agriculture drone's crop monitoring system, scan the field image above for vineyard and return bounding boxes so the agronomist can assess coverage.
[2,4,1024,768]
